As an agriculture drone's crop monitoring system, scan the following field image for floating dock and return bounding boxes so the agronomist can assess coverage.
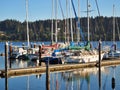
[0,59,120,78]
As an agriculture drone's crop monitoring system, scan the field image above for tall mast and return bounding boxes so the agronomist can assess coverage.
[78,0,80,41]
[58,0,66,42]
[55,0,58,43]
[66,0,69,42]
[51,0,54,44]
[26,0,30,47]
[76,0,80,43]
[113,4,115,44]
[78,0,80,19]
[71,0,84,42]
[87,0,90,41]
[70,0,73,42]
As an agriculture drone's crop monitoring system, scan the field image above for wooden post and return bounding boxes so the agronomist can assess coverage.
[9,44,12,58]
[98,40,101,90]
[5,42,8,90]
[9,44,12,68]
[114,43,116,51]
[39,45,41,66]
[46,59,50,90]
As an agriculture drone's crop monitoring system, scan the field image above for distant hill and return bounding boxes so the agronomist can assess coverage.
[0,16,120,42]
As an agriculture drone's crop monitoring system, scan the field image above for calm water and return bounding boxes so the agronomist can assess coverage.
[0,41,120,90]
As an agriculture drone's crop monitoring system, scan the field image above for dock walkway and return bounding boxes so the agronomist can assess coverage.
[0,59,120,78]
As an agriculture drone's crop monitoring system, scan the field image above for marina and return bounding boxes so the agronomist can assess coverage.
[0,55,120,90]
[0,0,120,90]
[0,41,120,90]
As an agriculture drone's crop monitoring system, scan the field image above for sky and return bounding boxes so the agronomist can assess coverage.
[0,0,120,22]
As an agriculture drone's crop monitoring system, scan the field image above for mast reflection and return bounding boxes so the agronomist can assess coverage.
[61,67,108,90]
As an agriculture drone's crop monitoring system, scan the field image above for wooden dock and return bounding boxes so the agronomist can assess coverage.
[0,59,120,78]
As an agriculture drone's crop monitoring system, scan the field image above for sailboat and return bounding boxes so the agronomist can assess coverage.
[9,0,30,59]
[103,5,120,59]
[9,0,38,60]
[64,0,105,63]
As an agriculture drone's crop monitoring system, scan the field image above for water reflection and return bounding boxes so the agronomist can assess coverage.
[3,58,120,90]
[9,59,40,68]
[111,66,116,90]
[61,67,109,90]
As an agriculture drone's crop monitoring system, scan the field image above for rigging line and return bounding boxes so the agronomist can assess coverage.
[113,0,120,6]
[71,0,85,42]
[58,0,65,19]
[95,0,106,41]
[94,0,100,16]
[58,0,68,42]
[111,1,120,17]
[116,19,120,40]
[66,0,70,42]
[58,0,67,42]
[51,0,54,43]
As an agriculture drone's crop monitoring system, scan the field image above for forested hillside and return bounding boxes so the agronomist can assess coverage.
[0,16,120,42]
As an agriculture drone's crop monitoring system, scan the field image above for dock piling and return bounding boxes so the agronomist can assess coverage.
[98,40,102,90]
[5,42,9,90]
[46,59,50,90]
[9,43,12,68]
[9,43,12,58]
[39,45,42,66]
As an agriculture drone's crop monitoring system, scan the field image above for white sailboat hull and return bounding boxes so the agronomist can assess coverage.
[65,52,104,63]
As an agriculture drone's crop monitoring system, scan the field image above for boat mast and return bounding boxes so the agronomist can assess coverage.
[76,0,80,42]
[66,0,70,42]
[64,20,67,43]
[55,0,58,43]
[51,0,54,44]
[71,0,85,43]
[78,0,80,41]
[26,0,30,47]
[58,0,66,43]
[87,0,90,41]
[113,4,115,44]
[70,0,73,42]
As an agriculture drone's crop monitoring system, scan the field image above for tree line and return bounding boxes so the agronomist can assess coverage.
[0,16,120,42]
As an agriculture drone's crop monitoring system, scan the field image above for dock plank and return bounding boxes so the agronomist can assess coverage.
[0,59,120,78]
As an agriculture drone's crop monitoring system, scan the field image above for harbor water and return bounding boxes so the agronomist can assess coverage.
[0,41,120,90]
